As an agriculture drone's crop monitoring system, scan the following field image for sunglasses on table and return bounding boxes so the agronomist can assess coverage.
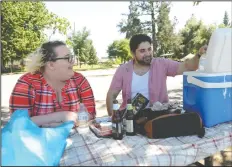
[51,54,75,63]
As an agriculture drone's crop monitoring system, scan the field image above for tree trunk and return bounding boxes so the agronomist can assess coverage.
[151,2,157,57]
[1,60,7,73]
[10,60,13,73]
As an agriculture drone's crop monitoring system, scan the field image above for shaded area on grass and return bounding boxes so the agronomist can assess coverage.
[168,88,183,102]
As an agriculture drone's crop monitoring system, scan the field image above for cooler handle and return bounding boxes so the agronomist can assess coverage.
[187,76,232,88]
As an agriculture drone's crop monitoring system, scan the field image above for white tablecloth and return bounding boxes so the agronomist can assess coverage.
[60,122,232,166]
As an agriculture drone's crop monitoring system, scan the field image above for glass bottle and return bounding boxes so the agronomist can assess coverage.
[125,99,135,136]
[112,100,123,140]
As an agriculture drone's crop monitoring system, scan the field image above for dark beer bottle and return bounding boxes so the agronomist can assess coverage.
[112,100,123,140]
[125,99,135,136]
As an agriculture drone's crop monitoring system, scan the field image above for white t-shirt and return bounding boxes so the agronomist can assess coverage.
[131,71,149,101]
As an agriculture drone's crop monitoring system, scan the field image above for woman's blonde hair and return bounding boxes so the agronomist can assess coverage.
[25,48,45,74]
[25,41,66,74]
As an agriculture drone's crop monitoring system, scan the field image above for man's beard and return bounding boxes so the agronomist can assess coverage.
[135,55,152,65]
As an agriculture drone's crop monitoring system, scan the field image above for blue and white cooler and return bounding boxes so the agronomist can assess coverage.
[183,72,232,127]
[183,28,232,127]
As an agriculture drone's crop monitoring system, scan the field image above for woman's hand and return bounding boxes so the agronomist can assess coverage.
[31,111,78,128]
[39,112,78,128]
[62,111,79,128]
[35,111,95,128]
[63,111,78,123]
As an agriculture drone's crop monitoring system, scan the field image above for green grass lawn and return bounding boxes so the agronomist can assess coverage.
[73,64,116,71]
[2,64,117,75]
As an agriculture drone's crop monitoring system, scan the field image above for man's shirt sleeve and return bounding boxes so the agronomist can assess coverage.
[109,66,123,91]
[163,58,181,77]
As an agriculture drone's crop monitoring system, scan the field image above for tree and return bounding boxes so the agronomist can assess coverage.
[132,1,159,55]
[48,14,70,40]
[118,1,175,56]
[107,40,119,59]
[69,27,90,67]
[135,1,179,57]
[87,44,98,67]
[223,11,230,27]
[193,1,201,6]
[117,39,132,63]
[176,15,216,59]
[117,1,145,39]
[69,27,97,68]
[171,34,185,60]
[1,2,70,72]
[107,39,132,63]
[179,16,201,56]
[156,2,178,57]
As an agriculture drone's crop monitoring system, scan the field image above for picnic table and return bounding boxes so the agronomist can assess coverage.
[59,121,232,166]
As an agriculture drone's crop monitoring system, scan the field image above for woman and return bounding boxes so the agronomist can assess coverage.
[9,41,96,127]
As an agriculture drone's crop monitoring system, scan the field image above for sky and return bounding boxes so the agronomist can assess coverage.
[44,1,231,58]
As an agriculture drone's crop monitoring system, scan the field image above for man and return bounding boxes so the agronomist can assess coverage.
[9,41,96,127]
[106,34,207,116]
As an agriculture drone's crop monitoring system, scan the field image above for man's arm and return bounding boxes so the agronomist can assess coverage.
[176,54,200,75]
[106,89,121,116]
[106,65,124,116]
[177,45,207,75]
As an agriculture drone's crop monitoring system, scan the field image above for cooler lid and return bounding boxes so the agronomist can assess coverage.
[184,71,232,77]
[187,75,232,88]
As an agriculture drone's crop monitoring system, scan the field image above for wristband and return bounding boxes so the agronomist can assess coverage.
[197,53,201,58]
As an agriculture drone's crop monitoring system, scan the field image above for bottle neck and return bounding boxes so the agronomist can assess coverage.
[79,103,86,111]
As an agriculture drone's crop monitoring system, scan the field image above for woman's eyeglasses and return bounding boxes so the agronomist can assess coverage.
[51,54,75,63]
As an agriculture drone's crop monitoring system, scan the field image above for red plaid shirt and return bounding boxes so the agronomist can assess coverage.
[9,72,96,118]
